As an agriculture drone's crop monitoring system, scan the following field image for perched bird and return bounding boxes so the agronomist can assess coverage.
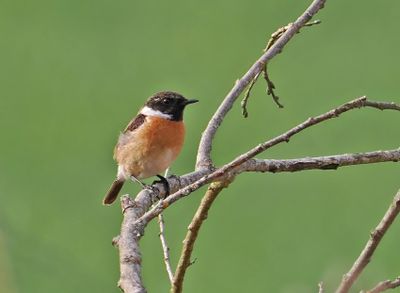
[103,91,198,205]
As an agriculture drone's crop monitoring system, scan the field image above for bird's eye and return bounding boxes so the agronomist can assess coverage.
[162,98,171,104]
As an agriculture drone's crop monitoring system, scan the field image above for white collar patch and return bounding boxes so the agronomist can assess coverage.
[140,106,172,119]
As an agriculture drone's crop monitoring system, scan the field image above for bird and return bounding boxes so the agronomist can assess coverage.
[103,91,198,205]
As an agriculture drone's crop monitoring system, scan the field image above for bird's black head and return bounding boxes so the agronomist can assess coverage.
[144,91,198,121]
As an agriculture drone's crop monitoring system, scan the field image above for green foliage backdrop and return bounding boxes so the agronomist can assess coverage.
[0,0,399,292]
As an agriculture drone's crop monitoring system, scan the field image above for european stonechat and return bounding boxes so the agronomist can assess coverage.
[103,91,198,205]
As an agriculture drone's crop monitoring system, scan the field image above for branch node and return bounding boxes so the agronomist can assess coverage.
[188,258,197,267]
[370,229,384,240]
[120,195,137,214]
[122,254,142,265]
[305,19,322,27]
[320,163,339,170]
[112,236,120,247]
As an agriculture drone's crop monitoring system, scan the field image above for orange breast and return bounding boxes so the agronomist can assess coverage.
[114,116,185,179]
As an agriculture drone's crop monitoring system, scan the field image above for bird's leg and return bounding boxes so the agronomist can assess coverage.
[164,168,170,177]
[131,175,160,200]
[130,175,147,189]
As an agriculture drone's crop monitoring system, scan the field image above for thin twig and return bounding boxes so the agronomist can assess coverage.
[158,213,174,284]
[364,277,400,293]
[157,168,174,283]
[364,100,400,111]
[263,20,321,109]
[196,0,327,169]
[263,65,283,108]
[335,189,400,293]
[241,71,261,118]
[138,97,400,226]
[241,20,321,116]
[171,181,228,293]
[240,149,400,173]
[318,282,325,293]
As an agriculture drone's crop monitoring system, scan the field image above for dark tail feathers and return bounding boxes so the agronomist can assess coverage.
[103,179,125,205]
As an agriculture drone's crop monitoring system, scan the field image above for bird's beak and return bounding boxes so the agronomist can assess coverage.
[184,99,199,105]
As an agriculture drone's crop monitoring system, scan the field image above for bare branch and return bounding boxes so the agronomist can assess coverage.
[138,97,400,226]
[171,181,228,293]
[364,100,400,111]
[158,213,174,284]
[263,65,284,108]
[115,142,398,292]
[115,169,211,292]
[196,0,327,169]
[118,196,147,293]
[335,189,400,293]
[240,149,400,173]
[364,277,400,293]
[111,0,399,289]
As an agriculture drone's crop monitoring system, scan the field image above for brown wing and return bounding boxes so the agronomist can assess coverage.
[124,113,146,132]
[113,114,147,159]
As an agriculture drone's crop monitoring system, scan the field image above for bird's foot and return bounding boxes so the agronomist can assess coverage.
[152,174,170,198]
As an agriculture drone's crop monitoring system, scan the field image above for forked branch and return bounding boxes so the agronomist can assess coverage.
[195,0,327,169]
[137,97,400,226]
[241,19,322,117]
[364,277,400,293]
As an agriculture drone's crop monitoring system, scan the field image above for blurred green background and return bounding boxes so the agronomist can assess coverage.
[0,0,399,292]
